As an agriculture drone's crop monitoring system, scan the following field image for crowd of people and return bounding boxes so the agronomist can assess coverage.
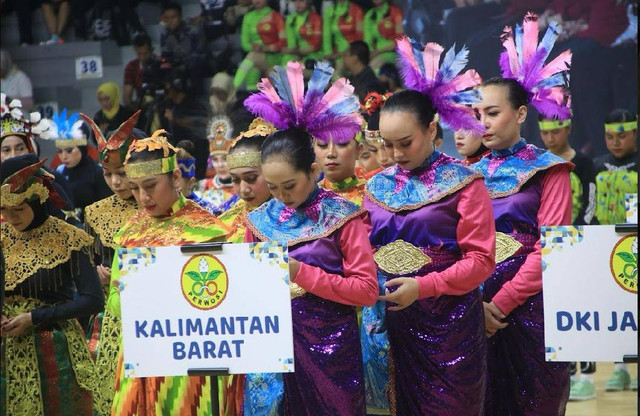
[0,1,638,416]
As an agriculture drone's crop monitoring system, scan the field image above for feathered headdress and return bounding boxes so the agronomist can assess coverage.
[244,61,363,144]
[1,94,46,153]
[1,158,66,208]
[80,110,141,166]
[395,36,483,132]
[499,12,572,119]
[38,109,87,148]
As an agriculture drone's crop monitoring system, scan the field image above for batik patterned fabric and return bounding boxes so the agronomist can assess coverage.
[246,187,362,245]
[366,150,482,211]
[1,297,95,416]
[319,176,366,207]
[472,139,570,198]
[113,195,229,247]
[106,195,229,416]
[187,191,220,215]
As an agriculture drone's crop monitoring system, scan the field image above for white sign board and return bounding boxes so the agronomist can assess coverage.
[34,101,59,119]
[118,242,294,378]
[626,193,638,224]
[542,225,637,362]
[75,55,103,80]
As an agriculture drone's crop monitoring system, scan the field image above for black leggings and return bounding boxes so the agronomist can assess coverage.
[570,362,596,375]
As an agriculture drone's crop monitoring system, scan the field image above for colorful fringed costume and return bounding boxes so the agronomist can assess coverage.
[476,13,574,415]
[1,156,104,416]
[105,134,230,416]
[81,111,142,415]
[360,36,495,416]
[244,61,378,415]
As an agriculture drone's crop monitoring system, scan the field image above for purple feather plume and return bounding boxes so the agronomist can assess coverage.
[499,12,572,119]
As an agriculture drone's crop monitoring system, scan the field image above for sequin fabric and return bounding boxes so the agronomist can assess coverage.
[483,247,570,415]
[250,220,366,415]
[384,250,487,415]
[365,186,487,415]
[246,187,362,246]
[366,150,482,212]
[483,177,570,415]
[472,139,571,199]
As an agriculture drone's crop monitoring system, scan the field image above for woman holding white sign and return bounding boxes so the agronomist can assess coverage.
[105,132,230,416]
[1,154,104,415]
[364,36,496,415]
[471,13,574,415]
[244,61,379,416]
[218,118,282,415]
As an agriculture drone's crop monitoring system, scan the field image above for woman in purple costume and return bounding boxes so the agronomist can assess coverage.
[364,36,497,415]
[243,60,379,415]
[471,12,574,415]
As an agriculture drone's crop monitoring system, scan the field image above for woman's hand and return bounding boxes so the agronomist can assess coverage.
[379,277,419,311]
[289,258,301,281]
[97,264,111,286]
[484,301,508,338]
[1,312,33,337]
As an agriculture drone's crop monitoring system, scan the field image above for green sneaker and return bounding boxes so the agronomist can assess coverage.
[569,379,596,401]
[604,369,631,391]
[631,378,638,391]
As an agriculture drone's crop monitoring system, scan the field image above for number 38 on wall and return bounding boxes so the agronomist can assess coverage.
[75,55,103,80]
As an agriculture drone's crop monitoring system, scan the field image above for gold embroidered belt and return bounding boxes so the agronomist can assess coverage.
[2,296,98,416]
[373,240,433,276]
[495,232,533,263]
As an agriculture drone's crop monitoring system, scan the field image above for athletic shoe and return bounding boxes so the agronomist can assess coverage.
[569,379,596,401]
[604,369,631,391]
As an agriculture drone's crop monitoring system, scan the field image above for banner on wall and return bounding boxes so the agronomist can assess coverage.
[542,225,637,362]
[118,242,294,378]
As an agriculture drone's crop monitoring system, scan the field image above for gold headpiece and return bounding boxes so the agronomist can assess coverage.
[208,116,234,155]
[0,159,51,207]
[226,118,275,169]
[124,130,178,179]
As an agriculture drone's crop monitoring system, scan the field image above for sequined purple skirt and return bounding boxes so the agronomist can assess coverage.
[385,250,487,416]
[284,293,365,416]
[482,236,570,416]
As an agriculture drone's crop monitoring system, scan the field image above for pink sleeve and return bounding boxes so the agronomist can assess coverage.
[243,228,259,243]
[492,165,572,315]
[295,217,379,306]
[417,179,496,298]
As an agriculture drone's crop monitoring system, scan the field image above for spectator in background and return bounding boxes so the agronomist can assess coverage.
[322,0,363,76]
[0,50,33,110]
[232,0,286,90]
[6,0,38,45]
[344,41,385,102]
[94,82,135,135]
[40,0,70,45]
[123,33,159,108]
[378,62,402,92]
[539,0,629,156]
[282,0,323,66]
[164,75,209,179]
[363,0,403,72]
[223,0,253,67]
[209,71,234,115]
[160,2,208,94]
